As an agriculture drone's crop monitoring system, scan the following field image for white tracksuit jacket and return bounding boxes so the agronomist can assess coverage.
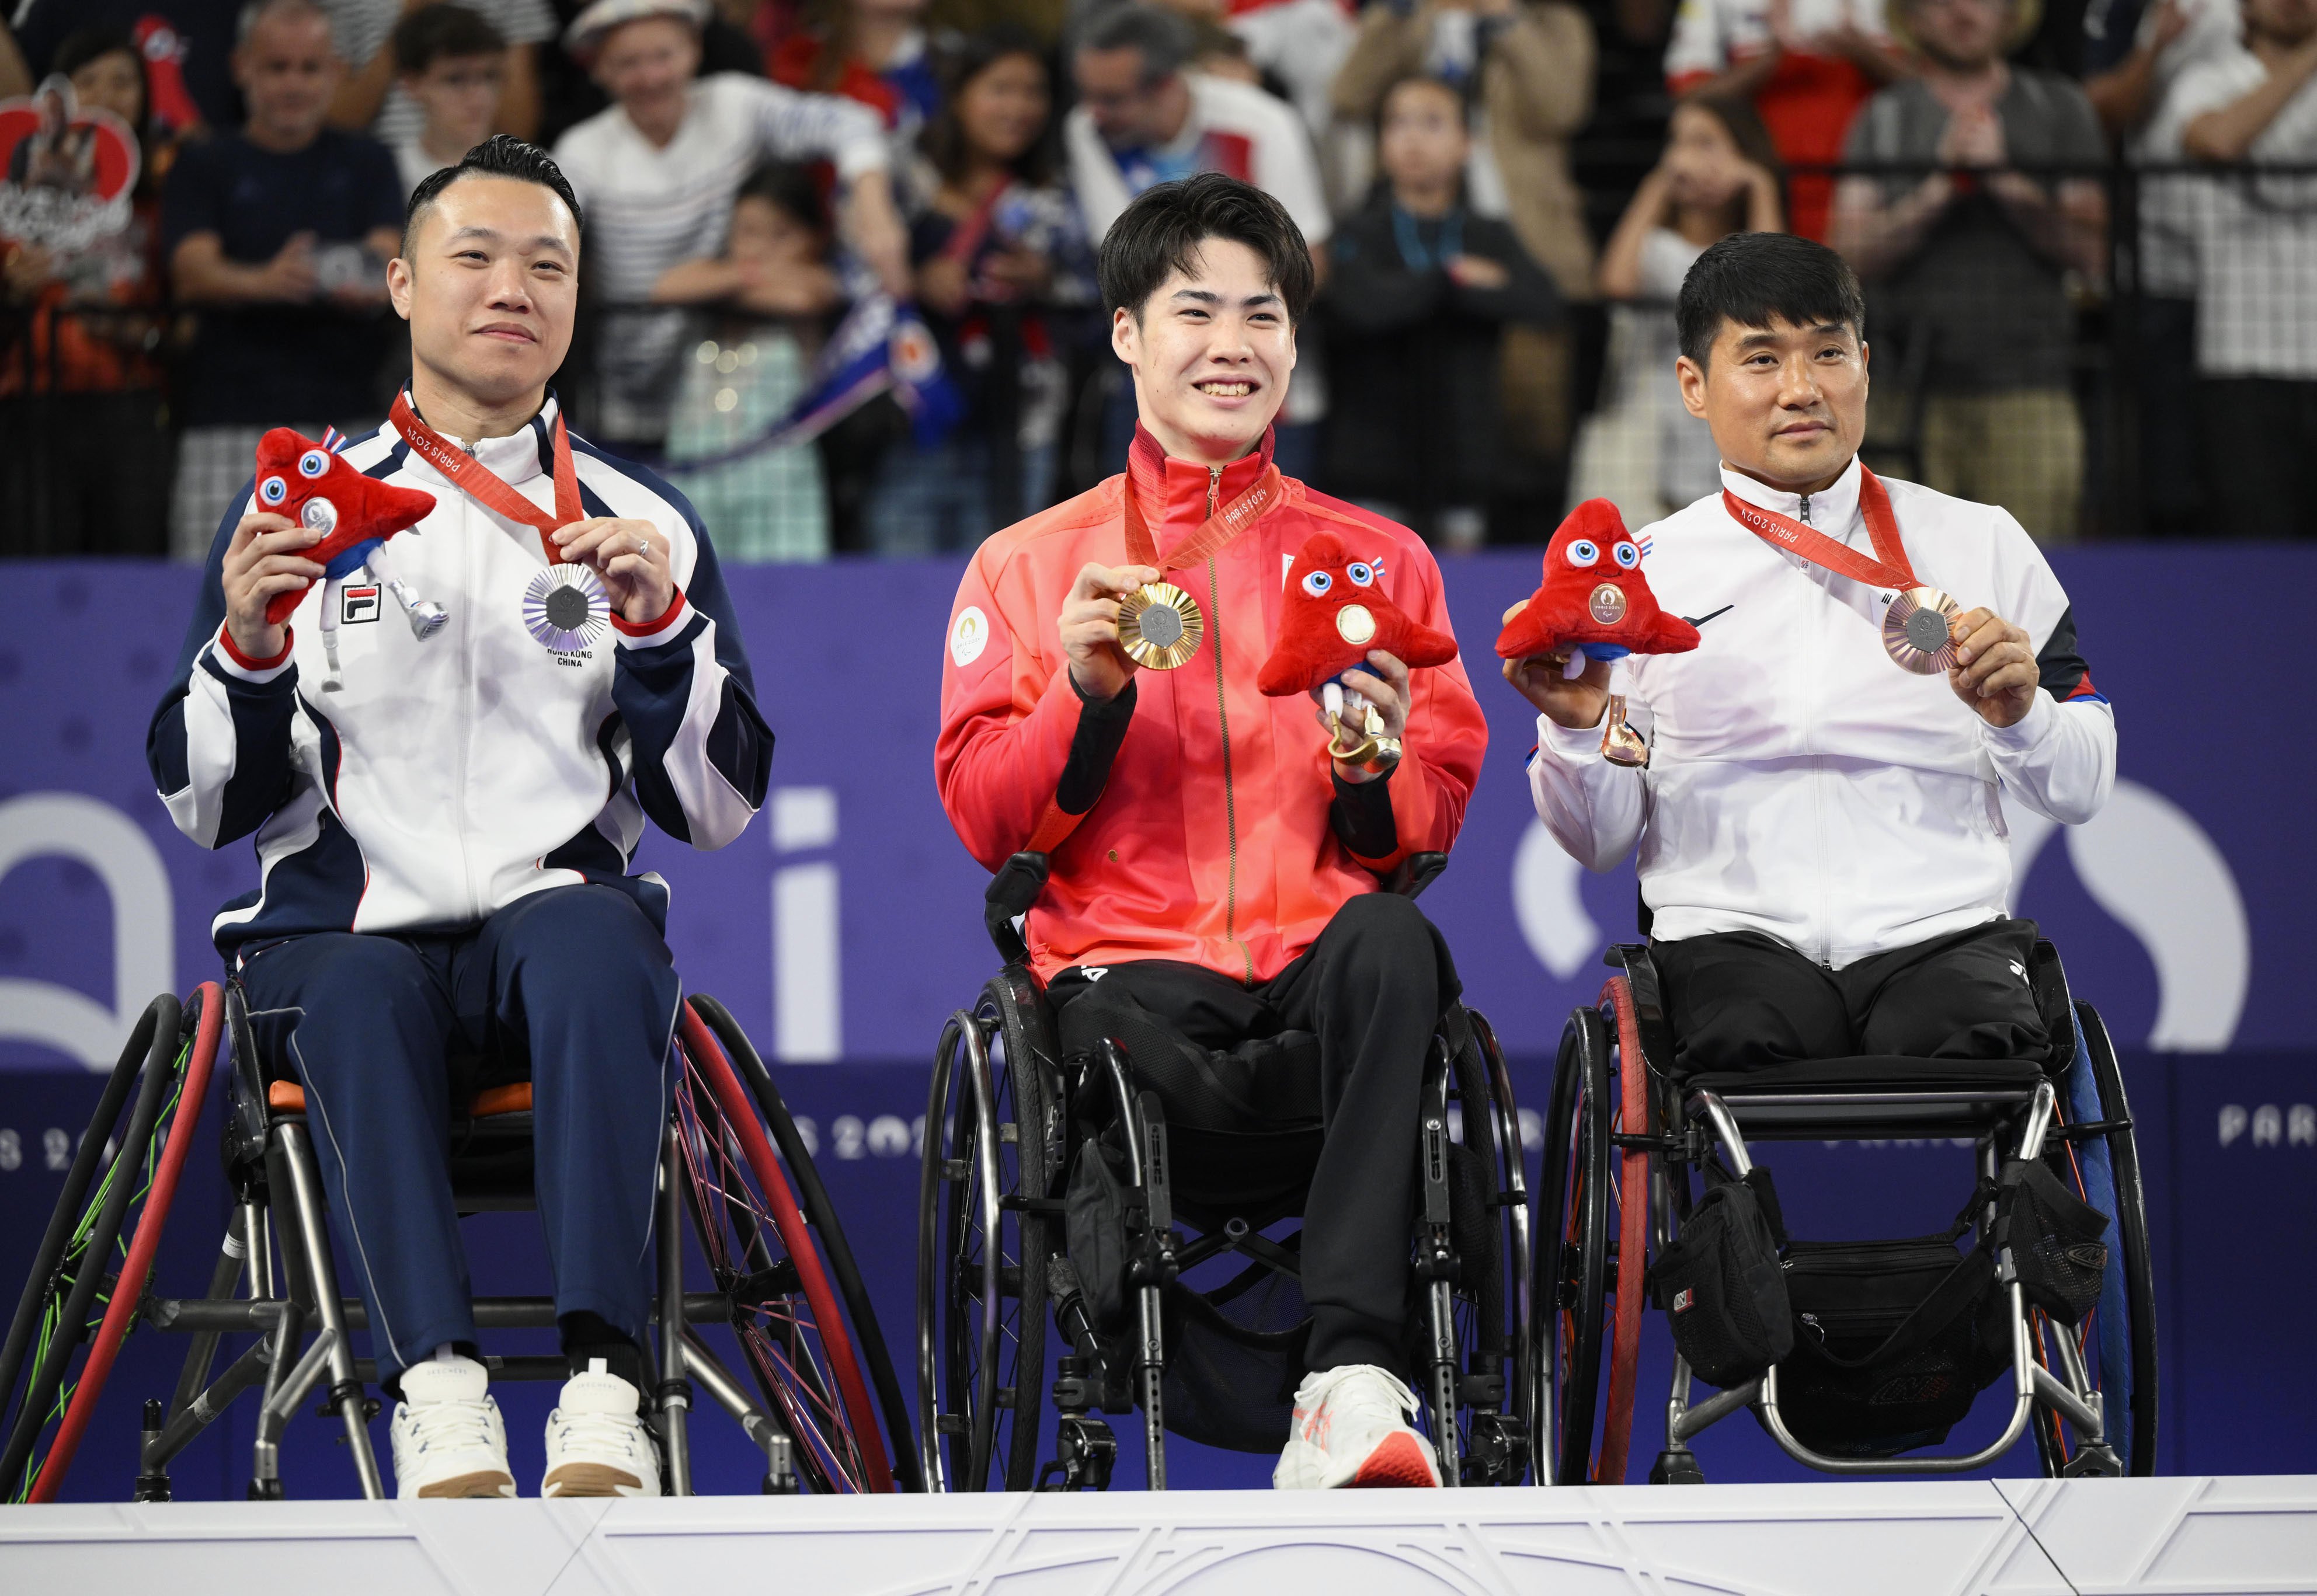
[147,395,773,956]
[1529,457,2115,969]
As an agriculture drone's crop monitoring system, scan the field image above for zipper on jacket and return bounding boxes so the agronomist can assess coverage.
[453,488,480,921]
[1202,466,1254,985]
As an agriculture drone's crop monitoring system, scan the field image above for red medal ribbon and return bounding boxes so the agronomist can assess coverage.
[389,390,583,564]
[1721,465,1919,593]
[1122,464,1284,574]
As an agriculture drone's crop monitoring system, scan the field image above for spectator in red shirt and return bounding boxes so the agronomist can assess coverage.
[1664,0,1911,238]
[0,27,178,555]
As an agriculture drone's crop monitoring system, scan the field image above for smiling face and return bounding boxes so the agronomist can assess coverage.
[1111,238,1295,464]
[956,50,1049,166]
[389,172,580,413]
[1678,314,1869,494]
[69,49,147,128]
[235,6,342,149]
[594,17,700,136]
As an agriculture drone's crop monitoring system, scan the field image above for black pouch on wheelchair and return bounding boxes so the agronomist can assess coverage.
[1645,1168,1793,1389]
[1776,1234,2006,1456]
[1065,1134,1136,1333]
[1995,1156,2109,1324]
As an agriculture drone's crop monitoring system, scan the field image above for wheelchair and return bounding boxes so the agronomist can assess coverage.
[1538,935,2158,1486]
[1,983,919,1501]
[916,851,1536,1492]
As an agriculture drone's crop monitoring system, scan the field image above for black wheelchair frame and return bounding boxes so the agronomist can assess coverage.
[916,851,1536,1492]
[1539,936,2159,1486]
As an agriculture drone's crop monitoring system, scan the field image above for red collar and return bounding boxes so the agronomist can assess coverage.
[1125,423,1276,554]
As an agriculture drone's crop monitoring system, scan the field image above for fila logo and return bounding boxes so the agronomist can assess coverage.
[341,585,381,625]
[1671,1287,1695,1314]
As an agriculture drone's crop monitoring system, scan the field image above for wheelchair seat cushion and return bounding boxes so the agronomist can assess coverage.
[1684,1055,2047,1098]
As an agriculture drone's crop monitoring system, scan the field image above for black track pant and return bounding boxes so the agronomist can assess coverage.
[1652,918,2049,1075]
[1048,893,1460,1378]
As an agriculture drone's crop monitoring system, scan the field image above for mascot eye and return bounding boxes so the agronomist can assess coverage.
[258,476,288,506]
[1613,541,1640,569]
[1301,570,1334,597]
[1566,539,1600,567]
[298,449,330,479]
[1345,561,1375,587]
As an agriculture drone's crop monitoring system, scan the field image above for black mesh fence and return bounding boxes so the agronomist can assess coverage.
[5,161,2314,558]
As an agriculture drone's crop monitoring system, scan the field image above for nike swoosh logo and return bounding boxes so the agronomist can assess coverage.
[1682,605,1733,627]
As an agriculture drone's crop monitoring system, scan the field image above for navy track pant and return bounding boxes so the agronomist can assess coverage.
[237,885,682,1382]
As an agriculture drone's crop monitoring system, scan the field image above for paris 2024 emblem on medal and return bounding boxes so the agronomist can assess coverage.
[1883,586,1961,674]
[1117,581,1204,670]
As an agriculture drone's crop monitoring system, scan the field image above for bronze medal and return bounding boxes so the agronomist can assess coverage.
[1118,582,1205,670]
[1588,583,1627,626]
[1883,586,1961,674]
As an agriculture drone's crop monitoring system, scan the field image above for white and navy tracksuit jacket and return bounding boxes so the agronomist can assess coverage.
[1530,457,2116,970]
[147,395,774,957]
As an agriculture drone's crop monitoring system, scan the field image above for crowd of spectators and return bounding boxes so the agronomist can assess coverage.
[1,0,2312,560]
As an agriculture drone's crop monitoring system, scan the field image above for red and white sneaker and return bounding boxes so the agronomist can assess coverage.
[1274,1364,1442,1489]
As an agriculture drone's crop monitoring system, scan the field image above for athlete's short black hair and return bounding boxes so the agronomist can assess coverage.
[392,2,507,75]
[1676,231,1866,368]
[403,133,583,256]
[1098,171,1314,325]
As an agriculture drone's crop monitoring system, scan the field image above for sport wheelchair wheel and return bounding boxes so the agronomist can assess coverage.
[674,1006,897,1493]
[2029,1001,2158,1477]
[1535,987,1649,1485]
[0,985,224,1502]
[918,971,1059,1492]
[1443,1011,1535,1485]
[684,996,921,1492]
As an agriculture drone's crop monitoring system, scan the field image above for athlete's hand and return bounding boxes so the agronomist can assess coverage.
[1498,598,1612,729]
[221,511,324,662]
[552,517,674,626]
[1947,607,2038,728]
[1060,562,1158,702]
[1311,650,1412,782]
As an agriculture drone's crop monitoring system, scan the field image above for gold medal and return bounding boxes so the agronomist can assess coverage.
[1118,581,1204,670]
[1883,586,1961,674]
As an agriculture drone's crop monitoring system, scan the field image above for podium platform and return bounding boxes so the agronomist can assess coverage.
[4,1477,2313,1594]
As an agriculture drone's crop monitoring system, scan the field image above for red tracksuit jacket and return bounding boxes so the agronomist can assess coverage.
[936,426,1488,985]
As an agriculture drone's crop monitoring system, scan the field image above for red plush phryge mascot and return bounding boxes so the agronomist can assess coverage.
[1258,529,1457,765]
[1495,499,1699,766]
[253,427,441,688]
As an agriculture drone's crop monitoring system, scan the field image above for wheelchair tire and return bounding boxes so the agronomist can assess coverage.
[2077,1001,2159,1476]
[1450,1009,1536,1485]
[684,995,923,1493]
[674,1008,896,1493]
[1536,1004,1614,1486]
[919,973,1055,1492]
[1,987,222,1503]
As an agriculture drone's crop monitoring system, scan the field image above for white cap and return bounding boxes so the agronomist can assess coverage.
[562,0,708,57]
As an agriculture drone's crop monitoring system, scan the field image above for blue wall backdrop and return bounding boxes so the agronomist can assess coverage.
[2,549,2312,1496]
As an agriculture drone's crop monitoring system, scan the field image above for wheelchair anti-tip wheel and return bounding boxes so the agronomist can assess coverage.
[674,1002,901,1493]
[917,971,1058,1492]
[0,985,224,1502]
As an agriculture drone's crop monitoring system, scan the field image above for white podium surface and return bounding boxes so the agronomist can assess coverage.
[3,1477,2313,1594]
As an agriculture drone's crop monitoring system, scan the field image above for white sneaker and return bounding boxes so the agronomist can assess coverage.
[1274,1364,1443,1489]
[541,1360,662,1498]
[389,1353,516,1499]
